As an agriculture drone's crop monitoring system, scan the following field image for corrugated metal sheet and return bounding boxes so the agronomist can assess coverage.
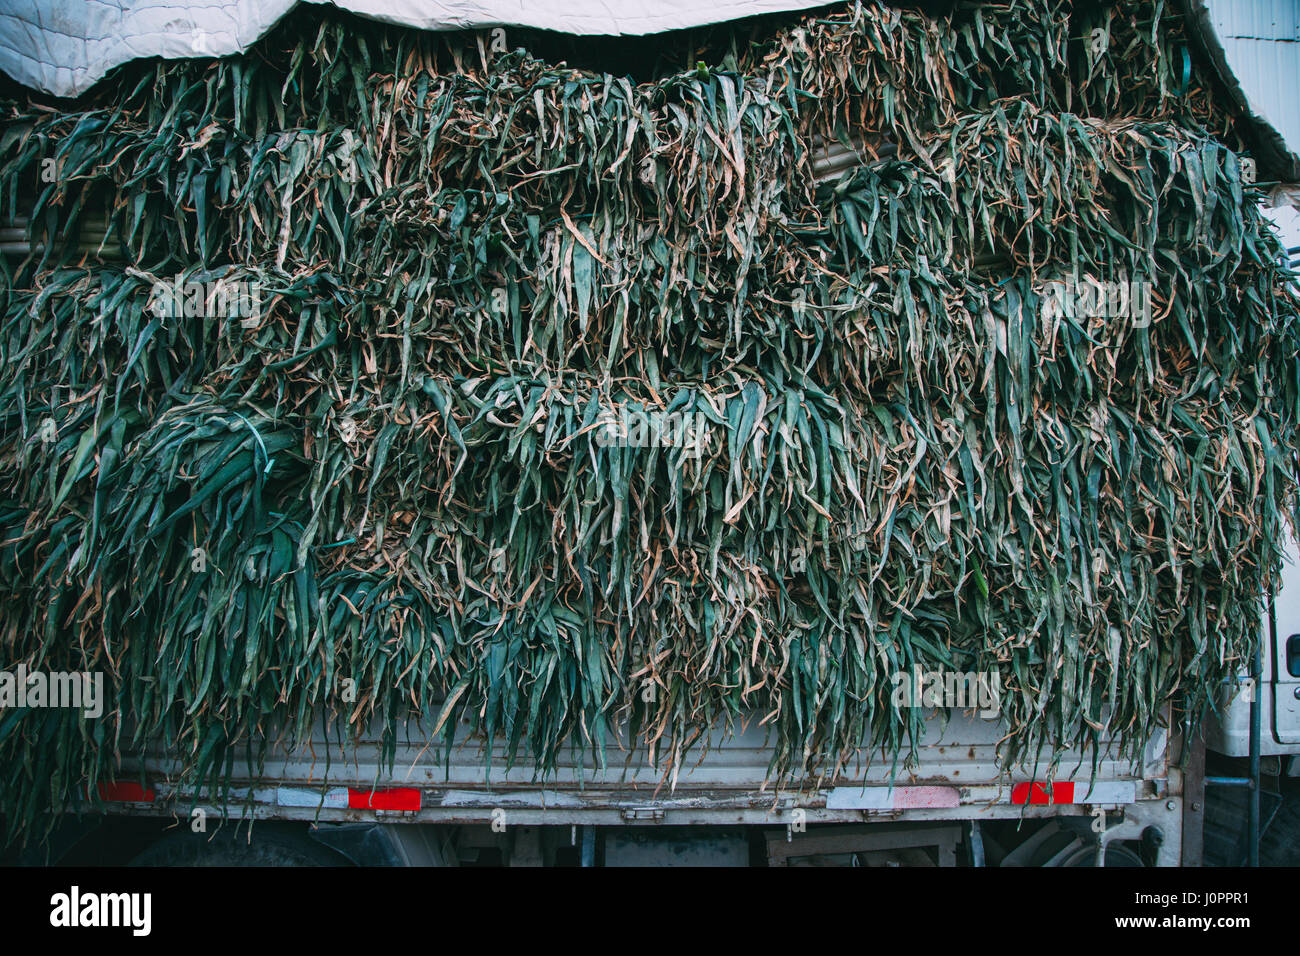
[1196,0,1300,177]
[1211,0,1300,38]
[1268,201,1300,265]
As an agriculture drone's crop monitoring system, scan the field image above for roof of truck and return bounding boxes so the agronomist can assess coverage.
[0,0,833,98]
[1186,0,1300,180]
[3,0,1299,181]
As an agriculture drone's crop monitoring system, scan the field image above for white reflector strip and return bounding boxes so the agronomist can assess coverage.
[1070,781,1137,804]
[826,786,960,810]
[276,787,349,809]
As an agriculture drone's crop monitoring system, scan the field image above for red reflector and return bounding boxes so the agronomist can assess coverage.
[1011,782,1074,805]
[347,787,421,812]
[97,781,156,803]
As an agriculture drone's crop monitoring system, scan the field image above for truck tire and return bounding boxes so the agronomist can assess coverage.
[1061,842,1145,866]
[128,826,350,867]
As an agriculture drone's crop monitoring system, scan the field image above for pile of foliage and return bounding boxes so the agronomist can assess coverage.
[0,0,1297,840]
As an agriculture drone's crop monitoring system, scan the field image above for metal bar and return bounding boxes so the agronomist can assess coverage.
[968,820,985,867]
[1180,725,1205,867]
[1249,596,1270,866]
[1205,776,1253,787]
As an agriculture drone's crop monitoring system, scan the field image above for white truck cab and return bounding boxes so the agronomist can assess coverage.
[1205,198,1300,772]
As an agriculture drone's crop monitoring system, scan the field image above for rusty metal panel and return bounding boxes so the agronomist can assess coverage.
[107,709,1169,826]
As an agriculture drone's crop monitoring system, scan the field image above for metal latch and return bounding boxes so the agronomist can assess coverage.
[620,807,665,822]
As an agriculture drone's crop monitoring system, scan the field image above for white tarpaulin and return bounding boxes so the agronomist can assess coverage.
[0,0,834,98]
